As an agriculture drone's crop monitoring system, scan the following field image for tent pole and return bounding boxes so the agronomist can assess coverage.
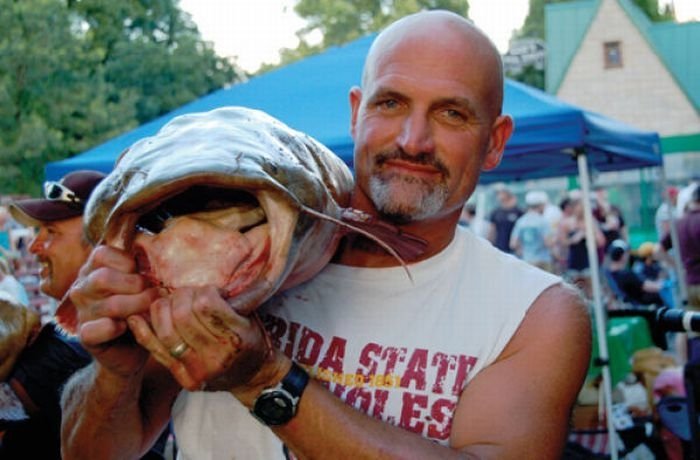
[658,167,688,305]
[577,151,619,459]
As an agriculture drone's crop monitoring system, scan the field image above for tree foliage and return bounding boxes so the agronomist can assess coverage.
[268,0,469,70]
[0,0,239,195]
[516,0,568,41]
[632,0,675,21]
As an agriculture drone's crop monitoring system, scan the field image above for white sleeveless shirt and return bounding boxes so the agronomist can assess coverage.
[172,227,560,459]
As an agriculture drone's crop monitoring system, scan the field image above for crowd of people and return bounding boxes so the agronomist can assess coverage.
[460,179,699,314]
[462,187,602,280]
[459,180,698,455]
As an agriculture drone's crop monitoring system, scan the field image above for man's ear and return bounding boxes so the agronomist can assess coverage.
[481,115,514,172]
[349,86,362,139]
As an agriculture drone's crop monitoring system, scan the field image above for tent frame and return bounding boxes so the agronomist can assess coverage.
[577,149,619,458]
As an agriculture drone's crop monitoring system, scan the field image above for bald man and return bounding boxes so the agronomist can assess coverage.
[62,11,590,459]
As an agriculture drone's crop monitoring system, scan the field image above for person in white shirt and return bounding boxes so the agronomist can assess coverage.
[510,191,555,272]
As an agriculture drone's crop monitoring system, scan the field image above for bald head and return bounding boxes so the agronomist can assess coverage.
[348,10,513,230]
[362,10,505,118]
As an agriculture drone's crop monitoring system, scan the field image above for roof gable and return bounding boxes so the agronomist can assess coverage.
[547,0,700,113]
[645,21,700,113]
[545,0,600,93]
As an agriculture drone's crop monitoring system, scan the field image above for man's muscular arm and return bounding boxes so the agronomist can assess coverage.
[61,359,179,460]
[449,284,591,458]
[60,245,180,460]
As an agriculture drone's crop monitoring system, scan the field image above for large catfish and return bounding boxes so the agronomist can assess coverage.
[58,107,424,332]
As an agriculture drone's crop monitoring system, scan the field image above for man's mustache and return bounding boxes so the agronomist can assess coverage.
[374,149,449,178]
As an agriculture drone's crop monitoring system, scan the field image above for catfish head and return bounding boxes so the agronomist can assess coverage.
[82,107,359,318]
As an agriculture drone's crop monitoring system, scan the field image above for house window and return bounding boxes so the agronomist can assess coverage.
[604,41,623,68]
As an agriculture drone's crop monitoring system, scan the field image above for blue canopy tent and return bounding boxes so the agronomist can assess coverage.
[45,33,664,458]
[44,34,662,182]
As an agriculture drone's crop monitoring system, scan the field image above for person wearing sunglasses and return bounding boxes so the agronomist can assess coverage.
[1,171,104,459]
[11,171,105,302]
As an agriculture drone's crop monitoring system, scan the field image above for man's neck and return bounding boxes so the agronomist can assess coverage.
[333,214,460,268]
[334,191,463,267]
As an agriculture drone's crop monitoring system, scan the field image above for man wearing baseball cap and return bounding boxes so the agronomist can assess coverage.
[1,170,103,459]
[9,170,105,303]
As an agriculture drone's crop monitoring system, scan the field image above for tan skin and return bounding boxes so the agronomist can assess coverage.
[28,216,93,301]
[61,11,591,460]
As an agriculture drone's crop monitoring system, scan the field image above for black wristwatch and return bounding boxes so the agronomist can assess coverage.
[251,362,309,426]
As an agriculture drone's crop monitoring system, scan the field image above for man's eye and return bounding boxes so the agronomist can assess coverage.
[377,99,399,110]
[445,109,466,121]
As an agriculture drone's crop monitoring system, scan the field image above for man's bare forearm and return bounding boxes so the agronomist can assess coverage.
[231,356,479,460]
[269,381,478,460]
[60,363,149,460]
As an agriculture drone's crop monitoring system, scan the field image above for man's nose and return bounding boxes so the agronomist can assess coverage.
[396,113,435,156]
[28,234,44,255]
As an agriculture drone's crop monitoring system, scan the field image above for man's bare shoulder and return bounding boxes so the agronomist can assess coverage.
[533,282,589,318]
[451,282,592,454]
[503,282,591,359]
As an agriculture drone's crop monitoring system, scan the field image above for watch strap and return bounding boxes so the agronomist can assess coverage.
[281,362,309,399]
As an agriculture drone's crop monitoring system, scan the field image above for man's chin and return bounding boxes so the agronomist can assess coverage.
[39,283,59,301]
[369,177,447,223]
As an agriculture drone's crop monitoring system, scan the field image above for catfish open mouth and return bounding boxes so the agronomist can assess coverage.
[130,185,293,301]
[64,107,359,331]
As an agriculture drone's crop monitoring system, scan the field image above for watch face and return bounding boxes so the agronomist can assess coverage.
[254,391,294,425]
[252,362,308,426]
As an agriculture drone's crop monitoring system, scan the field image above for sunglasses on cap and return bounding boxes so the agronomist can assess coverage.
[43,181,83,206]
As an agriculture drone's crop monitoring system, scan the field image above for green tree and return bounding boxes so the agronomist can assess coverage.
[0,0,136,194]
[512,63,545,90]
[0,0,239,195]
[632,0,675,21]
[71,0,239,123]
[517,0,561,41]
[267,0,469,71]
